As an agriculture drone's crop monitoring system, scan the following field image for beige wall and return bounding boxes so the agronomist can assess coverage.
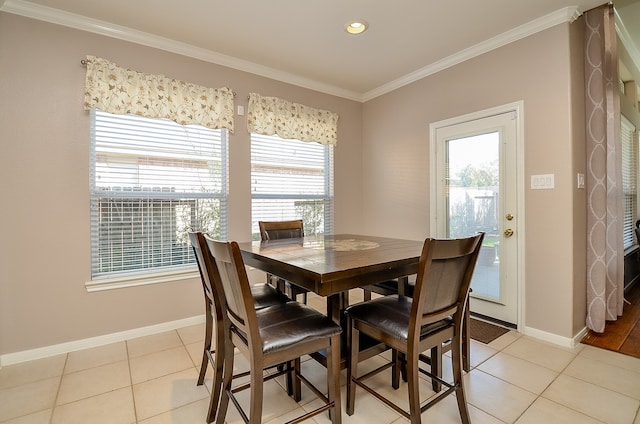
[0,12,363,356]
[1,11,595,358]
[361,23,587,339]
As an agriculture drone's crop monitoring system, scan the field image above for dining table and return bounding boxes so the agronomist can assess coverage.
[238,233,425,367]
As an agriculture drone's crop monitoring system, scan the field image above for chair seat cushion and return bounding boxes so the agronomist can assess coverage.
[345,295,451,342]
[250,283,290,309]
[256,302,342,354]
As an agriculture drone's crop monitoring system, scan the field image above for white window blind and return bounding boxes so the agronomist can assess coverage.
[250,133,333,240]
[90,110,228,278]
[621,115,638,249]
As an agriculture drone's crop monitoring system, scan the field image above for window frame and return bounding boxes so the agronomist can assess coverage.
[622,114,638,251]
[86,109,228,291]
[249,133,334,240]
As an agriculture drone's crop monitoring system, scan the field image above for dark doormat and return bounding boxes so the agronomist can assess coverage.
[470,318,510,344]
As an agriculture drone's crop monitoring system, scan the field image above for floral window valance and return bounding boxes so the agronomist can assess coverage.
[83,55,234,132]
[247,93,338,145]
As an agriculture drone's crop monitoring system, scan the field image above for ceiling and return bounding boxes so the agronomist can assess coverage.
[2,0,639,101]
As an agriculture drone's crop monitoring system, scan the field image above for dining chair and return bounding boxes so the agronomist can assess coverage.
[345,233,484,424]
[188,231,292,423]
[206,236,343,424]
[362,274,473,373]
[258,219,309,303]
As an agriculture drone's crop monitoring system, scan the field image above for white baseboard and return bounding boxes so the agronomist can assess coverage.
[522,325,588,348]
[0,315,206,367]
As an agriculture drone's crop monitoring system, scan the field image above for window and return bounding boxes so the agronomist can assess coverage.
[622,115,638,250]
[250,133,333,240]
[90,110,228,279]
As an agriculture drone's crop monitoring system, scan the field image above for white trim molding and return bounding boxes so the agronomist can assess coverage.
[2,0,587,103]
[0,315,205,366]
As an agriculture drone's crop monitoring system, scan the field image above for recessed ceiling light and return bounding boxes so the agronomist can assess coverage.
[346,20,368,35]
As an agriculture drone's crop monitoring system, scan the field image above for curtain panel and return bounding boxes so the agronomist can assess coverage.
[83,55,235,132]
[247,93,339,145]
[584,4,624,332]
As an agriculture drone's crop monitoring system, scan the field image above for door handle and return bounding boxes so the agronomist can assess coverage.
[504,228,514,237]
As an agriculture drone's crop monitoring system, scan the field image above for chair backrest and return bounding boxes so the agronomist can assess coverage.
[410,233,484,334]
[259,220,304,241]
[188,231,225,322]
[205,237,261,347]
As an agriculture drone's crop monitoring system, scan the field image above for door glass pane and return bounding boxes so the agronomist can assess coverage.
[446,132,501,302]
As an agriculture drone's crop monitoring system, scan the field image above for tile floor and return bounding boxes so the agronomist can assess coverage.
[1,291,640,424]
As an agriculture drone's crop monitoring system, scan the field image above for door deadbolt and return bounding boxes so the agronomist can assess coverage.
[505,213,514,221]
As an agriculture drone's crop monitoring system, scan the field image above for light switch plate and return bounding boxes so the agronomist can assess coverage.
[531,174,554,189]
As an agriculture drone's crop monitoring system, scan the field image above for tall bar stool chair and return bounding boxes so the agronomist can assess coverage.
[258,220,309,303]
[188,232,291,423]
[345,233,484,424]
[206,237,342,424]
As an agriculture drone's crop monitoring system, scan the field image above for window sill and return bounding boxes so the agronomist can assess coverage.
[85,266,199,292]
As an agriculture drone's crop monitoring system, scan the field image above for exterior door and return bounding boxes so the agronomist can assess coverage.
[430,103,523,327]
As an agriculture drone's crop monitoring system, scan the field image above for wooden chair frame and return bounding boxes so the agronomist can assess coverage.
[346,234,484,424]
[258,220,308,303]
[189,232,294,423]
[207,237,342,424]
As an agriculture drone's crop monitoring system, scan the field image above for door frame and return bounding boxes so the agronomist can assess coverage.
[428,101,525,331]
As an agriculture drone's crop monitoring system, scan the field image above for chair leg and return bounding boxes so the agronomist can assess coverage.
[406,350,422,424]
[292,358,302,402]
[249,359,265,424]
[430,345,442,393]
[391,349,400,389]
[328,334,342,424]
[214,336,235,424]
[462,298,471,372]
[363,289,372,301]
[452,334,471,424]
[346,320,359,416]
[206,331,225,423]
[198,310,214,385]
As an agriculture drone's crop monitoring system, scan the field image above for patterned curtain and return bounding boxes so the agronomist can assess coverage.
[247,93,339,145]
[83,55,235,132]
[585,4,624,333]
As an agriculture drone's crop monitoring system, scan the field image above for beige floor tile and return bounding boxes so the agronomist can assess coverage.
[464,369,537,423]
[133,368,209,420]
[515,397,604,424]
[0,409,52,424]
[127,331,183,359]
[580,345,640,374]
[420,395,506,424]
[51,387,135,424]
[130,345,195,384]
[137,398,210,424]
[64,342,127,373]
[542,374,639,424]
[0,377,59,422]
[0,355,66,390]
[563,354,640,400]
[305,385,400,424]
[477,351,559,394]
[185,340,207,369]
[56,360,130,405]
[502,337,577,372]
[486,330,521,351]
[218,378,302,424]
[463,340,499,368]
[176,323,205,345]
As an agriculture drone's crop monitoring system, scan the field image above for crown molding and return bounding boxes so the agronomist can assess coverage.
[0,0,364,102]
[2,1,592,103]
[362,7,583,101]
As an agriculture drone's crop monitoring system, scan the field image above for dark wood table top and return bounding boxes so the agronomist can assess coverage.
[238,234,423,297]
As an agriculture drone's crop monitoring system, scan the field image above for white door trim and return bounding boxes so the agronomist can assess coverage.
[428,101,525,331]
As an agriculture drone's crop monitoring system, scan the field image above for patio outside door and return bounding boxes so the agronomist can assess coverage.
[430,104,523,327]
